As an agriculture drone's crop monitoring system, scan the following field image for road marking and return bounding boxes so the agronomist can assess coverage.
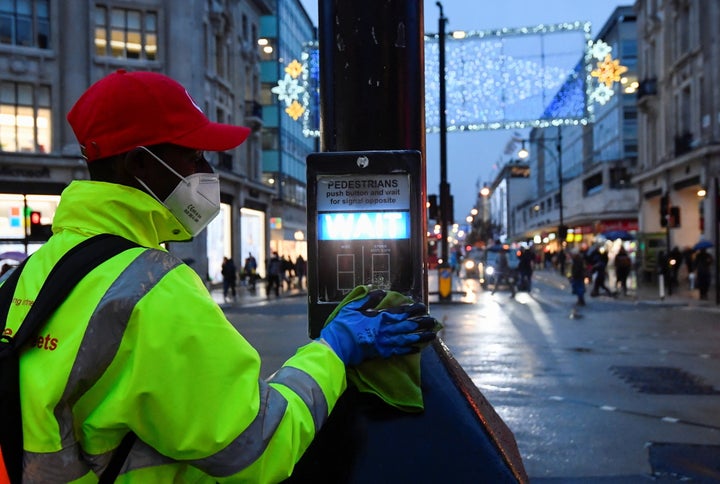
[547,395,720,431]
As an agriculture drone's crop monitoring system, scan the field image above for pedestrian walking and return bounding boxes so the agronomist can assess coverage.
[491,250,516,298]
[221,256,237,301]
[0,69,441,483]
[267,251,282,297]
[282,255,295,290]
[570,251,587,306]
[518,247,534,291]
[295,254,307,289]
[613,247,632,296]
[694,248,714,300]
[590,247,614,297]
[243,252,258,290]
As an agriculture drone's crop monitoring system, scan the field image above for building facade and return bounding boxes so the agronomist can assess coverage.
[510,7,639,253]
[259,0,317,265]
[635,0,720,279]
[0,0,275,283]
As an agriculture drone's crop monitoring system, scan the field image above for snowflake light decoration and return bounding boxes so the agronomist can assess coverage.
[588,83,613,105]
[271,73,304,107]
[588,40,627,105]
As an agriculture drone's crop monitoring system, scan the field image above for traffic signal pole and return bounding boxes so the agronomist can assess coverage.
[304,3,528,482]
[437,2,453,302]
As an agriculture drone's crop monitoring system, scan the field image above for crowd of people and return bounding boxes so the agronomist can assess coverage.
[564,242,714,305]
[220,251,308,299]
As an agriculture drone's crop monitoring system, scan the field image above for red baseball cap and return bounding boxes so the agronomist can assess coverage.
[67,69,251,162]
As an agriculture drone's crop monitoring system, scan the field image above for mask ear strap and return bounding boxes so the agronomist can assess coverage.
[136,145,187,183]
[134,175,164,204]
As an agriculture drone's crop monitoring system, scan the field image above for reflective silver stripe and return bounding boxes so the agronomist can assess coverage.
[268,366,329,432]
[54,249,179,447]
[186,380,288,478]
[23,248,314,480]
[21,250,180,482]
[23,443,93,484]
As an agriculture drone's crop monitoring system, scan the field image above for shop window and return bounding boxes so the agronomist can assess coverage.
[0,0,50,48]
[0,81,51,153]
[94,6,157,61]
[610,167,632,189]
[583,172,603,196]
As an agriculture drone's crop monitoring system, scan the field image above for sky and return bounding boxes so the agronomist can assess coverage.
[298,0,633,221]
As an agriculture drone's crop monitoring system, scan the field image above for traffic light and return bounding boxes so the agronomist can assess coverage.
[28,211,51,240]
[659,194,669,227]
[442,195,454,224]
[29,211,42,236]
[427,194,439,220]
[669,206,680,228]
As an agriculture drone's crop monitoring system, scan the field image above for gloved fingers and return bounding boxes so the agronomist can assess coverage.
[378,319,424,335]
[374,303,428,324]
[414,331,437,344]
[406,315,439,331]
[346,289,387,312]
[379,327,437,345]
[376,331,437,358]
[377,302,427,317]
[377,331,422,348]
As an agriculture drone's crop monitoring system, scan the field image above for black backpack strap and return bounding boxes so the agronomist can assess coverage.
[0,234,141,484]
[98,431,137,484]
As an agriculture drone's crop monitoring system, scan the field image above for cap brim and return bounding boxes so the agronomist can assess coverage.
[171,122,252,152]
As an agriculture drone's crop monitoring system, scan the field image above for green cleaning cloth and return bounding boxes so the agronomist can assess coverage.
[324,285,440,413]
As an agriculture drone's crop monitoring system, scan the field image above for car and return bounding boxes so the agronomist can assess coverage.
[461,248,485,280]
[482,248,520,290]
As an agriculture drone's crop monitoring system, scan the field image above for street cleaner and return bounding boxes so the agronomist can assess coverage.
[0,70,439,483]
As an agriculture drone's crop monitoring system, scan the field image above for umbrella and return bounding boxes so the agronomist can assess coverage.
[693,239,713,250]
[600,230,634,241]
[0,251,27,262]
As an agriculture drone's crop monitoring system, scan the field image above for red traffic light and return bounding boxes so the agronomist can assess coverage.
[30,211,41,225]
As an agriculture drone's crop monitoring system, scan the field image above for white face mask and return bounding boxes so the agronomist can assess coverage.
[135,146,221,237]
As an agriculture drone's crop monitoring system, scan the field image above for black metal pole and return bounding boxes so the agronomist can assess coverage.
[712,177,720,304]
[555,126,566,276]
[318,2,425,153]
[318,0,427,302]
[438,2,448,262]
[437,2,452,302]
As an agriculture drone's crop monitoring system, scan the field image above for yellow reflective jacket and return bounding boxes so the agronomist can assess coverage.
[5,181,346,483]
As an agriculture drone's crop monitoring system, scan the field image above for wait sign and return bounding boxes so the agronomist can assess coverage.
[318,211,410,240]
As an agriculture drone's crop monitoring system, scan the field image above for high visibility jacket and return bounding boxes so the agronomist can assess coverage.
[4,181,346,483]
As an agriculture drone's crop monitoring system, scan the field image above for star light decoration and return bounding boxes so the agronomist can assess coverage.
[588,40,627,105]
[287,27,627,136]
[271,59,307,120]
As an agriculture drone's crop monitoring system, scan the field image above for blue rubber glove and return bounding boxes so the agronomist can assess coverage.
[319,289,438,366]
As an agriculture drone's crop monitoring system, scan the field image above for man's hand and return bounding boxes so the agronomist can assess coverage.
[319,289,438,366]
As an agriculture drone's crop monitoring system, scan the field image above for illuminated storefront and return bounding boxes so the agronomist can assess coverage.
[0,193,60,255]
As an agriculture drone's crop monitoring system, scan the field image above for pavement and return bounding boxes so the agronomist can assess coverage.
[210,279,306,308]
[210,269,720,310]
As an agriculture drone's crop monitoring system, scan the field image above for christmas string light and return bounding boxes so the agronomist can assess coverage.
[272,22,624,136]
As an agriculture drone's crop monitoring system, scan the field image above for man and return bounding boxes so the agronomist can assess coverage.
[491,249,516,298]
[221,256,237,301]
[266,251,282,297]
[243,252,258,290]
[4,70,437,482]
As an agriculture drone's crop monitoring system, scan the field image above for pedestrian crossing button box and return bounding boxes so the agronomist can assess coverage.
[306,150,424,338]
